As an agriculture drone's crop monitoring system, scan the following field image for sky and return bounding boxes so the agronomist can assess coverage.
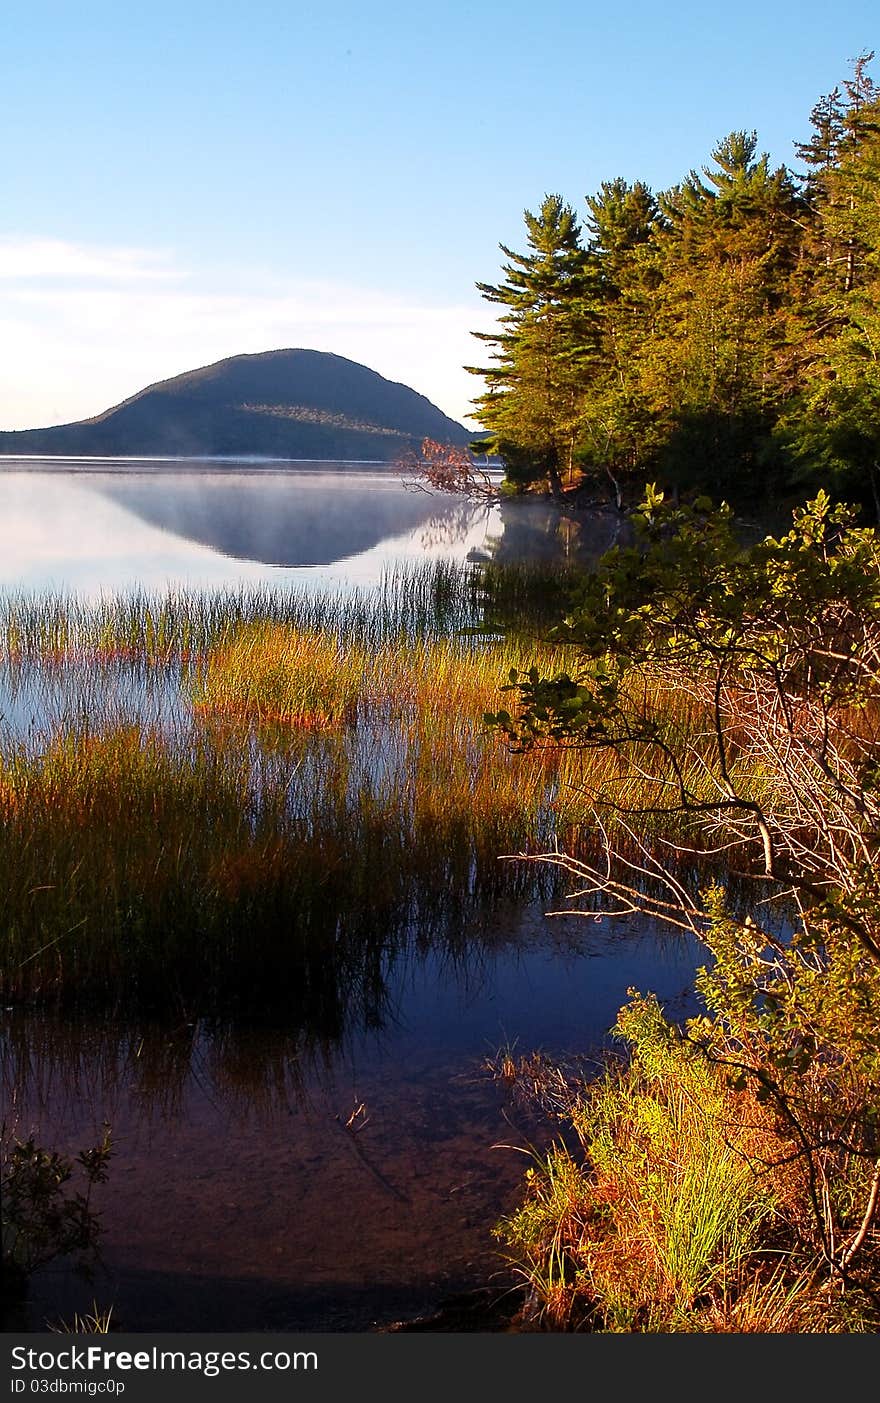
[1,0,877,432]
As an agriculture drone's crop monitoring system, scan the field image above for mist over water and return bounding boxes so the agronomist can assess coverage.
[0,462,505,595]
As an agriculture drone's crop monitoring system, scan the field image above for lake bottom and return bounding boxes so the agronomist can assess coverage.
[5,912,705,1332]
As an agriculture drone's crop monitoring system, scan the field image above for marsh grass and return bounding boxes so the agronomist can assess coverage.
[0,702,572,1013]
[469,558,591,637]
[0,559,740,1015]
[496,986,880,1331]
[48,1302,115,1334]
[495,993,786,1331]
[0,560,478,666]
[194,623,372,727]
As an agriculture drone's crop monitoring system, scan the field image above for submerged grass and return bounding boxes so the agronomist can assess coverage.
[0,661,595,1015]
[0,705,574,1016]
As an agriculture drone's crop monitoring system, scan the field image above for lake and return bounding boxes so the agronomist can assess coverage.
[0,460,705,1331]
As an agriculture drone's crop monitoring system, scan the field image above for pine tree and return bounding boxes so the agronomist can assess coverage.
[467,195,598,498]
[637,132,803,498]
[575,179,664,506]
[795,87,846,207]
[462,58,878,515]
[584,178,659,293]
[782,54,880,515]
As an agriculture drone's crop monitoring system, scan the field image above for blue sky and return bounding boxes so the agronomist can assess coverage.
[2,1,877,430]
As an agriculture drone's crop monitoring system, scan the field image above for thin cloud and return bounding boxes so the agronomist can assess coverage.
[0,237,489,430]
[0,236,179,283]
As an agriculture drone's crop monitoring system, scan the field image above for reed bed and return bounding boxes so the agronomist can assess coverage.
[0,555,601,667]
[0,709,573,1013]
[470,557,594,636]
[0,560,480,667]
[193,624,373,727]
[0,559,745,1015]
[193,620,567,722]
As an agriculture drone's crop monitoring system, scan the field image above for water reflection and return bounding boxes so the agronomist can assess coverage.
[3,912,704,1331]
[0,464,495,594]
[93,471,481,567]
[0,460,628,595]
[2,913,703,1122]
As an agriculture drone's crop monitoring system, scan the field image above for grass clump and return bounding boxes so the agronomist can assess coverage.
[194,622,372,727]
[48,1301,115,1334]
[495,992,812,1332]
[496,989,880,1332]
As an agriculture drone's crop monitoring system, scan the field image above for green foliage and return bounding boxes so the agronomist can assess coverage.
[777,57,880,513]
[487,661,622,748]
[489,487,880,752]
[490,485,880,1322]
[496,993,779,1331]
[1,1127,112,1305]
[467,194,599,498]
[468,56,880,515]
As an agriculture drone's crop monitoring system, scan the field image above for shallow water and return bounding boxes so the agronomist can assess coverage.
[5,913,704,1331]
[0,460,703,1331]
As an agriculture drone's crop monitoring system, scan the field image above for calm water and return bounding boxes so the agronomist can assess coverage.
[0,458,615,596]
[0,460,703,1331]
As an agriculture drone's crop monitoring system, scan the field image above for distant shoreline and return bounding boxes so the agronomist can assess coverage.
[0,456,402,474]
[0,456,505,482]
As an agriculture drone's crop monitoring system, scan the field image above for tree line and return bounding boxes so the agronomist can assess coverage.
[468,54,880,517]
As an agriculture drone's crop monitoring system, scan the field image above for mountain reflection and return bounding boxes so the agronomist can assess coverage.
[0,462,632,592]
[93,469,488,566]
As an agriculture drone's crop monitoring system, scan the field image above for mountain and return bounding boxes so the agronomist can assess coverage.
[0,349,471,460]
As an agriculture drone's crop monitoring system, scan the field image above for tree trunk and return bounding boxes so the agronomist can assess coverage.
[603,464,623,512]
[547,463,566,501]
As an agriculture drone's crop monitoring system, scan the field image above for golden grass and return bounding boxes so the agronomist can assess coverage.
[496,994,792,1332]
[194,623,371,727]
[0,565,756,1011]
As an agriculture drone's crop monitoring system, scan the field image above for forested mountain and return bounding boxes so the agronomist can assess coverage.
[0,349,470,461]
[469,53,880,515]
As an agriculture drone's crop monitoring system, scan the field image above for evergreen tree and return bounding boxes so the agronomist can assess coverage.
[463,57,878,515]
[639,132,802,499]
[584,178,659,293]
[782,54,880,515]
[794,86,846,207]
[576,179,665,506]
[805,55,878,296]
[468,195,598,498]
